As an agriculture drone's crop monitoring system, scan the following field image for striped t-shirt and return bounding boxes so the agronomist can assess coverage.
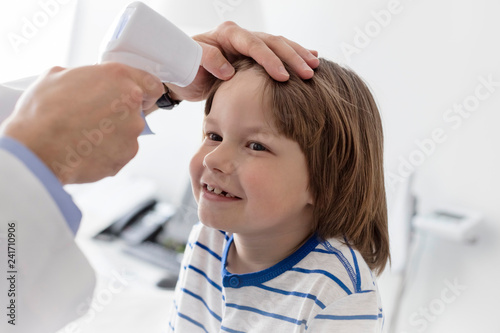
[167,223,384,332]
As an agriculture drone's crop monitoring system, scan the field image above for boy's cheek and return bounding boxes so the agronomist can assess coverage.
[188,170,201,204]
[189,153,202,182]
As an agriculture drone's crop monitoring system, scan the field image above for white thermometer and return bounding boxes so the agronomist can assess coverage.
[99,1,202,87]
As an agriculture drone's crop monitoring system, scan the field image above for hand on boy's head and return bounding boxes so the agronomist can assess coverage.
[194,21,319,81]
[166,21,319,102]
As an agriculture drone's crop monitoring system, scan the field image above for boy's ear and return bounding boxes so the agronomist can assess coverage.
[306,190,314,206]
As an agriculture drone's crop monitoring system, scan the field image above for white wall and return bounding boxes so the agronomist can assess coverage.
[0,0,77,81]
[2,0,499,332]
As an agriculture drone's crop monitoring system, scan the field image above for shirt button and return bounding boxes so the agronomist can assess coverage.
[229,276,240,288]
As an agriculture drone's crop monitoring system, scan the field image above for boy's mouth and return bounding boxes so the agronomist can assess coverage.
[204,184,241,199]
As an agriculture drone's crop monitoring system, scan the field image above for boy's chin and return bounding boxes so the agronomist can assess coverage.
[199,218,233,234]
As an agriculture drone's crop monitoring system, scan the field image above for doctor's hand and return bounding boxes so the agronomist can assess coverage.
[165,21,320,102]
[0,63,163,184]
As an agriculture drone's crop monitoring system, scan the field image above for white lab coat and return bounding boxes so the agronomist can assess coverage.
[0,84,96,333]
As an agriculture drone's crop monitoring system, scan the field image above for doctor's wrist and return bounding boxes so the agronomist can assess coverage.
[154,83,182,111]
[144,83,182,114]
[162,83,182,103]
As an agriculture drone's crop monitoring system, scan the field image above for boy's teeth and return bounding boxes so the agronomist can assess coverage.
[206,184,235,198]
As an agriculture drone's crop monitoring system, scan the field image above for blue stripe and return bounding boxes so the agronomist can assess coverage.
[220,325,246,333]
[290,267,352,295]
[315,246,357,290]
[181,288,222,322]
[257,284,326,309]
[187,265,222,292]
[358,290,375,294]
[217,230,231,241]
[226,303,308,328]
[316,242,359,292]
[177,312,209,332]
[315,314,380,321]
[344,237,362,292]
[217,229,227,238]
[195,241,222,261]
[172,299,209,332]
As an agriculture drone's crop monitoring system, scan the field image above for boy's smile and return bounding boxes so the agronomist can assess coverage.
[189,68,314,240]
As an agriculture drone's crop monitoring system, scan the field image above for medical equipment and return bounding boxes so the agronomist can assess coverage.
[387,174,483,333]
[90,179,199,288]
[99,1,202,87]
[413,205,482,243]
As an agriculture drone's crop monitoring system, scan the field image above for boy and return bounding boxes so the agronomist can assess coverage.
[168,58,389,332]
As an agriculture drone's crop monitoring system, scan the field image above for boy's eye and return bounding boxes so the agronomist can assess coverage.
[248,142,267,151]
[207,133,222,142]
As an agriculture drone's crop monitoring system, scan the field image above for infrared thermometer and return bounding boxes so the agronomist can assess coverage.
[99,1,202,87]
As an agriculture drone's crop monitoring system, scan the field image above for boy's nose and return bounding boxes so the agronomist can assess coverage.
[202,144,237,175]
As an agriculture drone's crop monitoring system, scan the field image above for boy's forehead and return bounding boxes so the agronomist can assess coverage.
[204,104,279,133]
[203,115,277,134]
[218,68,266,93]
[210,69,270,114]
[205,70,279,136]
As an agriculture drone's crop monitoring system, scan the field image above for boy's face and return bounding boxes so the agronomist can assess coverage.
[190,69,314,238]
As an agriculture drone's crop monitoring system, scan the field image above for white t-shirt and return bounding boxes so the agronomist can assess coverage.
[168,223,384,332]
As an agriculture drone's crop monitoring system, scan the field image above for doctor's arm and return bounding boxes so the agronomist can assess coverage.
[0,63,163,333]
[0,85,23,124]
[1,64,163,184]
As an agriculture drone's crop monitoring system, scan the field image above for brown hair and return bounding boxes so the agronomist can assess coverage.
[204,58,390,274]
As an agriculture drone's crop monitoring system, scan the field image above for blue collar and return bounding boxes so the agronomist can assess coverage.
[221,234,320,288]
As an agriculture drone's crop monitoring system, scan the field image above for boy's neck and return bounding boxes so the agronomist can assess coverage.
[226,229,312,274]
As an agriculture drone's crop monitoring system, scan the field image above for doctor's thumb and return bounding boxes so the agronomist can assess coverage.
[199,42,235,80]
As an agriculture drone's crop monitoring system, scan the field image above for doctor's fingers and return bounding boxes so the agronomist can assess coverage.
[66,134,141,184]
[123,64,164,110]
[253,32,320,79]
[95,62,164,111]
[194,21,318,81]
[197,41,235,80]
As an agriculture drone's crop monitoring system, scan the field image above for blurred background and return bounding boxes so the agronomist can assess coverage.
[1,0,499,332]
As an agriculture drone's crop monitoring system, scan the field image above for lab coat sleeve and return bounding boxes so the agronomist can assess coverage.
[0,84,23,124]
[0,149,96,333]
[0,86,96,332]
